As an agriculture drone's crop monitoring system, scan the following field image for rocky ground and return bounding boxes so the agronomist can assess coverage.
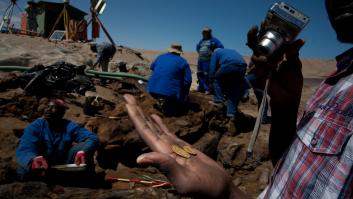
[0,33,335,198]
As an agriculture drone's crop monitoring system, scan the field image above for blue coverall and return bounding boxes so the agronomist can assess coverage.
[16,118,99,179]
[209,48,247,117]
[147,52,192,116]
[94,42,116,72]
[196,37,224,92]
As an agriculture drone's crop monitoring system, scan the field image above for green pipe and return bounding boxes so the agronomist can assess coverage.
[84,73,123,80]
[0,66,149,81]
[0,66,30,72]
[85,69,149,82]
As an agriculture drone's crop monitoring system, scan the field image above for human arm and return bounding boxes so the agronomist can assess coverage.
[247,25,304,165]
[124,94,250,198]
[109,44,117,60]
[71,123,99,156]
[16,119,49,177]
[196,40,201,52]
[16,119,47,173]
[150,59,156,71]
[183,63,192,88]
[181,63,192,100]
[208,52,219,85]
[213,37,224,49]
[94,43,106,65]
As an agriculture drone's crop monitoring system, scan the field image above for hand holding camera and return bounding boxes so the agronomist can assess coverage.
[247,2,307,107]
[256,2,309,56]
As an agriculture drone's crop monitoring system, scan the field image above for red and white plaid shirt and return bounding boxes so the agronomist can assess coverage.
[260,49,353,198]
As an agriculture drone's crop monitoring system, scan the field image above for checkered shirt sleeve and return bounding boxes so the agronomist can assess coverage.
[261,74,353,198]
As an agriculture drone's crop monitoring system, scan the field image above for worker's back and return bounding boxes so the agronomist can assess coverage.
[147,52,192,101]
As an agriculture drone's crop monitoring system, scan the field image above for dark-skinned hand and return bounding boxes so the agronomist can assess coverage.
[247,25,305,106]
[124,94,249,199]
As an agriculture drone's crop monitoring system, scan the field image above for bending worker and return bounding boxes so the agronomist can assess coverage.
[90,41,116,72]
[209,48,247,119]
[147,43,192,116]
[16,99,99,180]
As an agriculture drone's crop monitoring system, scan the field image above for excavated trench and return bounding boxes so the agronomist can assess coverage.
[0,67,272,198]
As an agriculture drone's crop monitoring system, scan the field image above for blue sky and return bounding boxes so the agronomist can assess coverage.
[1,0,352,58]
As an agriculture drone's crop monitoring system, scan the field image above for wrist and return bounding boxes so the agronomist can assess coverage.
[228,181,250,199]
[271,102,299,117]
[77,151,85,155]
[33,156,42,160]
[228,183,238,199]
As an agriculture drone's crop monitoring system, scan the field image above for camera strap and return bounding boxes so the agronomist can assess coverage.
[247,71,271,156]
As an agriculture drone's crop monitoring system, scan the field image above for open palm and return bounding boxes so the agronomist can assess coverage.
[124,94,248,198]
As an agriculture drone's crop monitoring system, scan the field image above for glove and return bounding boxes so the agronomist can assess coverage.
[74,151,86,165]
[31,156,48,176]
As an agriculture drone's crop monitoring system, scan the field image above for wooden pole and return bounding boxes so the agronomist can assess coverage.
[95,15,115,46]
[49,8,64,37]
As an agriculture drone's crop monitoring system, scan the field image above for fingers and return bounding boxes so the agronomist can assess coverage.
[126,104,161,151]
[32,157,48,177]
[150,114,186,144]
[42,159,48,169]
[144,113,163,136]
[123,94,137,105]
[286,39,305,60]
[246,25,259,52]
[251,54,267,64]
[124,94,160,135]
[136,152,184,181]
[150,114,172,135]
[74,151,86,165]
[277,39,304,73]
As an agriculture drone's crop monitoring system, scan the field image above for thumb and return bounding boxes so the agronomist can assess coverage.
[286,39,305,60]
[246,25,259,51]
[42,160,48,169]
[137,152,183,179]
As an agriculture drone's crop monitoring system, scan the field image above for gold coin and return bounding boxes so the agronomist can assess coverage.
[171,144,190,159]
[183,146,197,156]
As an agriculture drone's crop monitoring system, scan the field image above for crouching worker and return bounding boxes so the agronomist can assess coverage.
[147,43,192,116]
[16,99,99,182]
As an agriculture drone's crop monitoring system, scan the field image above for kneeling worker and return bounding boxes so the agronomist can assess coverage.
[147,43,192,116]
[16,99,99,180]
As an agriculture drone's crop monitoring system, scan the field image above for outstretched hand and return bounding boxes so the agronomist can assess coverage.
[124,94,249,198]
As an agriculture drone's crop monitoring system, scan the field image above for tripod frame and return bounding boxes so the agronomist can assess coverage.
[0,0,22,33]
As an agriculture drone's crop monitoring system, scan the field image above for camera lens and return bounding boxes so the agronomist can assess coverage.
[258,30,284,56]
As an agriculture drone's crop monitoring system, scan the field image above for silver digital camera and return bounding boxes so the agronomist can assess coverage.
[258,2,310,56]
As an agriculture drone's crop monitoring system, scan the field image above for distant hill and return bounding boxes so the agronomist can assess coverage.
[136,49,336,79]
